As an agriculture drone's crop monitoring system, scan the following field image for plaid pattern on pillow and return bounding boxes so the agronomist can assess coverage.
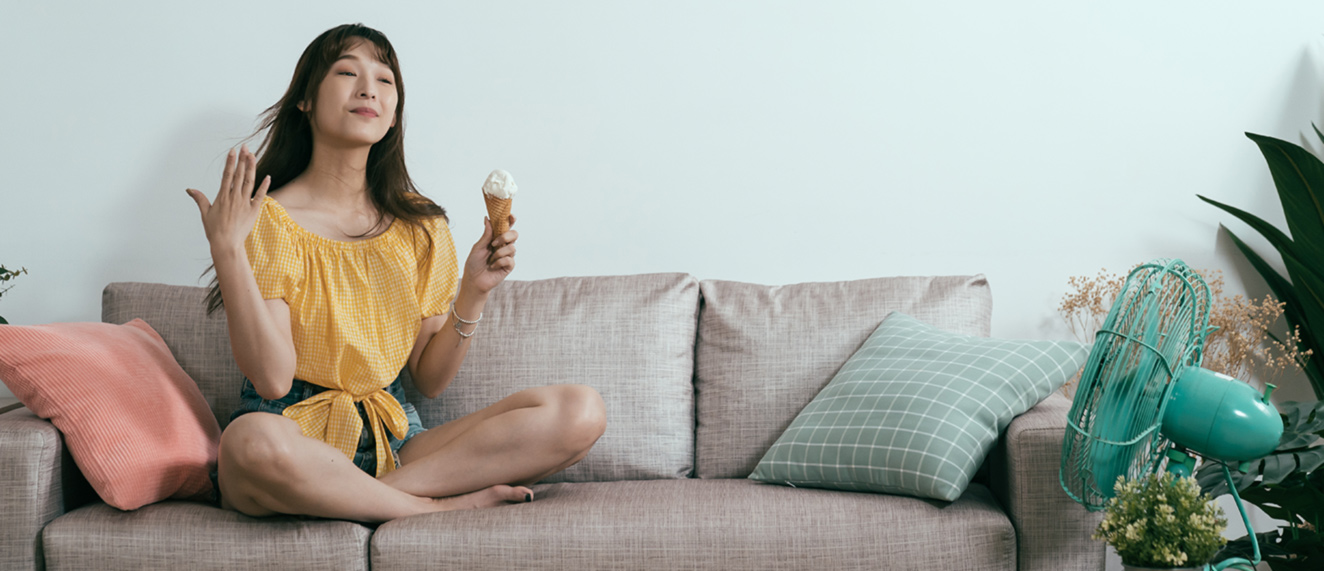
[749,312,1086,501]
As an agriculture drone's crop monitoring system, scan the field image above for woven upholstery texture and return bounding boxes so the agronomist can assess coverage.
[694,275,992,479]
[42,501,372,571]
[406,273,699,482]
[371,478,1015,570]
[992,393,1106,571]
[0,409,68,570]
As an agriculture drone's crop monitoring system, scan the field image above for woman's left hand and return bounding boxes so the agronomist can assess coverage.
[462,214,518,295]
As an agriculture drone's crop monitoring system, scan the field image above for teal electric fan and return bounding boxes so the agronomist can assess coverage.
[1059,259,1284,571]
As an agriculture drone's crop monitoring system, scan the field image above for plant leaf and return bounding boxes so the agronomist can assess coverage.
[1197,460,1234,497]
[1262,454,1301,485]
[1247,132,1324,265]
[1298,447,1324,474]
[1198,195,1324,286]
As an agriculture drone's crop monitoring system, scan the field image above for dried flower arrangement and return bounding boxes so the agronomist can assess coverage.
[1058,267,1311,396]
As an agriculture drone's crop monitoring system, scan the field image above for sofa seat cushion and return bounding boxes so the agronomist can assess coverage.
[42,501,371,571]
[370,478,1014,570]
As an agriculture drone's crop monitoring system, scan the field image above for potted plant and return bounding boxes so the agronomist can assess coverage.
[0,265,27,325]
[1094,472,1228,570]
[1198,127,1324,568]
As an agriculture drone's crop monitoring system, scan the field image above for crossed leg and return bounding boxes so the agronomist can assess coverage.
[216,383,606,522]
[379,384,607,497]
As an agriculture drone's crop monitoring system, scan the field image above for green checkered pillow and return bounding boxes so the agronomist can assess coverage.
[749,312,1086,501]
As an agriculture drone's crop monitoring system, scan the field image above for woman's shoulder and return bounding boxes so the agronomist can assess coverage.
[398,193,450,233]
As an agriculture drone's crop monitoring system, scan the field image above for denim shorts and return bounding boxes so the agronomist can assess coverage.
[210,372,427,505]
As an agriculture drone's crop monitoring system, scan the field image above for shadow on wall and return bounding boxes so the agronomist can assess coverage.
[96,111,255,292]
[1287,44,1324,158]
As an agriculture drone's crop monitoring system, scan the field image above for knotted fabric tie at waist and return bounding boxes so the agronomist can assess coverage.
[282,387,409,477]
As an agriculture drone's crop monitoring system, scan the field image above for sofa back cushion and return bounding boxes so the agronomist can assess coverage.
[693,275,992,479]
[103,283,242,430]
[104,275,701,483]
[406,273,699,482]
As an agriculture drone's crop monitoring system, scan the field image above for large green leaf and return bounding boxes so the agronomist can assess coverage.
[1197,195,1324,286]
[1247,132,1324,265]
[1240,471,1324,527]
[1282,253,1324,333]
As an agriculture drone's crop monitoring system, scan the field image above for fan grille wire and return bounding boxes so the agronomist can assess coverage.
[1060,260,1212,511]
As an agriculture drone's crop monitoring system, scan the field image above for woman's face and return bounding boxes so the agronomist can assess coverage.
[304,39,398,148]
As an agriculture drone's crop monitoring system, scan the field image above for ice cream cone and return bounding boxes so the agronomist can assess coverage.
[485,193,512,237]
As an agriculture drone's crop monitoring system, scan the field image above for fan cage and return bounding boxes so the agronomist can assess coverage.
[1060,259,1212,511]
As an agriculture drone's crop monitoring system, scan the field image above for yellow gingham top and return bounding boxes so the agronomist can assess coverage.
[245,195,458,477]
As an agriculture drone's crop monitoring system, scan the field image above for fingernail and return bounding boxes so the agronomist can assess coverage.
[524,493,532,502]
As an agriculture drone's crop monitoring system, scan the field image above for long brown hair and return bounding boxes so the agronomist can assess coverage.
[203,23,446,315]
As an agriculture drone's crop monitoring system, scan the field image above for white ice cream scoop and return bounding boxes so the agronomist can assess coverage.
[482,169,518,199]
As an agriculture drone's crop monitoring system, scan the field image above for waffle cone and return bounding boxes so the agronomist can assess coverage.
[484,194,513,237]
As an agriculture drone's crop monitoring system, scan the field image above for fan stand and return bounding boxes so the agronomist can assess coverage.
[1164,448,1261,571]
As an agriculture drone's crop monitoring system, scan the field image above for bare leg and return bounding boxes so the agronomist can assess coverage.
[216,412,532,522]
[379,384,606,498]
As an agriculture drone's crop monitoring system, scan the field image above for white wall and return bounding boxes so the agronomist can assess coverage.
[1,1,1315,565]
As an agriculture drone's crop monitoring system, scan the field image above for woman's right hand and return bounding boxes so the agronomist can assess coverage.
[186,145,271,253]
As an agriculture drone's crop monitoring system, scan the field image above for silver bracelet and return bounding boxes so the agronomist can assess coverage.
[454,320,476,339]
[450,301,481,339]
[450,301,482,324]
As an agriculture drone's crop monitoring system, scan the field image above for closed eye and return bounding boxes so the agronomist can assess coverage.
[337,70,390,85]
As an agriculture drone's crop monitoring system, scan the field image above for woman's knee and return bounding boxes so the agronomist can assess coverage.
[219,413,303,483]
[550,384,606,452]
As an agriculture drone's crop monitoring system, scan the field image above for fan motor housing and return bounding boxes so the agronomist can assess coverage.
[1161,367,1283,462]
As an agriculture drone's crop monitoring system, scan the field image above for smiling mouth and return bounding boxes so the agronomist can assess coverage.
[352,109,378,117]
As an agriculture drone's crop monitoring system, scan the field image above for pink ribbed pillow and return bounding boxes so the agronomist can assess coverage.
[0,319,221,510]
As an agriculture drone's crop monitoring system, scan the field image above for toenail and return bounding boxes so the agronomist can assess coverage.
[524,493,532,502]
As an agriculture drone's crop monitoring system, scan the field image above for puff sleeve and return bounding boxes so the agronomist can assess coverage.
[244,201,304,301]
[415,215,459,318]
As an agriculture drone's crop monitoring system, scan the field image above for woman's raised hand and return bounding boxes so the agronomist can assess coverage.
[462,214,518,295]
[186,145,271,254]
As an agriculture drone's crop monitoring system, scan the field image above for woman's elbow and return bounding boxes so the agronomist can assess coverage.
[250,372,294,400]
[243,358,296,400]
[412,373,447,400]
[418,381,443,400]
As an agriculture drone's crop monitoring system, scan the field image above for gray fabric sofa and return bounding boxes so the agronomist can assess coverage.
[0,273,1104,570]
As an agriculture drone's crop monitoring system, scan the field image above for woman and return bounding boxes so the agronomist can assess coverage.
[186,23,606,522]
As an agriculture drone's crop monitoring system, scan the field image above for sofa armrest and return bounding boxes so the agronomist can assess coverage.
[990,393,1104,571]
[0,408,95,571]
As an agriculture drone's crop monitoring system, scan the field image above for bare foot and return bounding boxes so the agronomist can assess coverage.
[429,484,533,511]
